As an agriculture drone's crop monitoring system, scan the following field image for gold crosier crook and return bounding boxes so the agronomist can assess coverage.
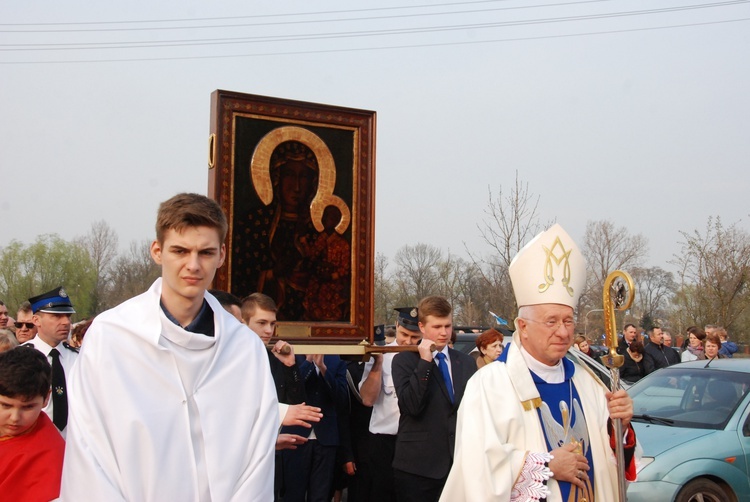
[599,270,635,502]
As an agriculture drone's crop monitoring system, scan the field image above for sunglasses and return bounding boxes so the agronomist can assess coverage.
[14,322,35,329]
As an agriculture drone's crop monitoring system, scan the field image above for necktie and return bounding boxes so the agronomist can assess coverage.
[435,352,454,403]
[49,348,68,431]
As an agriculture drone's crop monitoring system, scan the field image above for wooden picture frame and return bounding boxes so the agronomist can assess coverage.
[208,90,376,344]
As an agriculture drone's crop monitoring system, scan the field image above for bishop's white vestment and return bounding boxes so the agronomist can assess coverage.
[440,332,633,502]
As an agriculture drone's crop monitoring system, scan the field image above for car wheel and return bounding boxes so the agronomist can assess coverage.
[675,478,729,502]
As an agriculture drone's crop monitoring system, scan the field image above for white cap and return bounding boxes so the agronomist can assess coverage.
[509,224,586,308]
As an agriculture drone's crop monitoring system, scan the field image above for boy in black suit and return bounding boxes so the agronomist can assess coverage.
[391,296,476,502]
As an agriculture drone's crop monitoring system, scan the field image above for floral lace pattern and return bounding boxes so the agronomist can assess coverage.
[511,451,553,502]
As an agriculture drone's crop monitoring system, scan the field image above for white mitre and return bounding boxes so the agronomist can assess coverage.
[509,223,586,308]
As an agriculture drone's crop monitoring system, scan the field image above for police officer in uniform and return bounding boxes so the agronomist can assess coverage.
[24,286,78,437]
[358,307,423,501]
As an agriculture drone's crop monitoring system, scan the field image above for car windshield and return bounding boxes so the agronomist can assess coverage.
[629,367,750,430]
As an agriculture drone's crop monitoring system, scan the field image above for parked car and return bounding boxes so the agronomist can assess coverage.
[569,348,630,391]
[452,326,512,356]
[626,359,750,502]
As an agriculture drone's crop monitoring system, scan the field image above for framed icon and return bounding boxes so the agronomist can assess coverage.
[208,90,376,344]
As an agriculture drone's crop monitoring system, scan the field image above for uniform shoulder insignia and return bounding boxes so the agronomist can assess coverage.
[63,341,80,353]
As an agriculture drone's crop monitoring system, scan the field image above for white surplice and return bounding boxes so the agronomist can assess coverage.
[60,279,279,501]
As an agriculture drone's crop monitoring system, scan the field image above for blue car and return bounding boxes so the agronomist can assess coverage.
[627,359,750,502]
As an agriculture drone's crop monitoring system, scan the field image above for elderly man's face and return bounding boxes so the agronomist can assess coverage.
[662,333,673,347]
[14,310,37,343]
[518,304,576,366]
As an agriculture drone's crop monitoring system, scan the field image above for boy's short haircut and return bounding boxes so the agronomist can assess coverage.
[240,293,277,323]
[155,193,228,244]
[0,346,52,399]
[417,296,452,323]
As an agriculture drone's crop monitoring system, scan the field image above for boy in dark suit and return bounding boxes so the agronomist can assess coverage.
[391,296,477,501]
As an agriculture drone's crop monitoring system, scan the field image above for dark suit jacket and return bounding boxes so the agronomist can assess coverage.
[643,341,680,369]
[281,354,349,446]
[267,350,305,405]
[391,348,477,479]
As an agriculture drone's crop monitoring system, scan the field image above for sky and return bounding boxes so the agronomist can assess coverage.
[2,0,749,275]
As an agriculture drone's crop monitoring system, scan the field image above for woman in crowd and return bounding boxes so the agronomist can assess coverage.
[681,326,707,362]
[474,328,504,369]
[620,339,654,384]
[574,335,601,359]
[704,332,725,361]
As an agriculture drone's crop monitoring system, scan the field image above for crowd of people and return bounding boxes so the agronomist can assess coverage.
[0,194,738,501]
[572,322,738,385]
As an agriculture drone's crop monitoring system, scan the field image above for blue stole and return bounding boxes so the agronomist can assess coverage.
[530,357,596,502]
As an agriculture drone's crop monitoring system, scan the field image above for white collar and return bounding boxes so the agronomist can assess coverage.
[520,345,564,383]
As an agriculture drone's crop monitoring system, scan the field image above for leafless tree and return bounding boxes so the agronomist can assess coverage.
[672,217,750,337]
[469,171,553,316]
[393,243,443,304]
[106,240,160,308]
[579,220,648,317]
[373,253,393,325]
[630,266,676,323]
[475,172,551,270]
[77,220,119,314]
[582,220,649,287]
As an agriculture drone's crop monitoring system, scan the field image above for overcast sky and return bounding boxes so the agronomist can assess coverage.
[2,0,749,275]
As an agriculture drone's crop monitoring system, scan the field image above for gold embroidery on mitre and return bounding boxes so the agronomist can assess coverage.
[538,236,574,297]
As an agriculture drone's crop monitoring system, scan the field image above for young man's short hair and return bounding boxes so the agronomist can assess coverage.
[0,346,52,399]
[417,296,452,323]
[155,193,228,244]
[241,293,277,323]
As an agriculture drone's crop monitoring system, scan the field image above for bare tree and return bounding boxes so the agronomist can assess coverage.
[373,253,393,325]
[582,220,649,287]
[77,220,119,314]
[393,243,443,304]
[106,240,161,308]
[469,171,552,316]
[475,172,550,270]
[630,266,676,324]
[672,217,750,337]
[579,220,648,318]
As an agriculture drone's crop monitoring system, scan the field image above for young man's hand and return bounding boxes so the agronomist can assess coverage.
[282,403,323,427]
[271,340,295,367]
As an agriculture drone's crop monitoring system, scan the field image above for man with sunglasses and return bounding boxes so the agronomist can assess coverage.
[14,301,37,344]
